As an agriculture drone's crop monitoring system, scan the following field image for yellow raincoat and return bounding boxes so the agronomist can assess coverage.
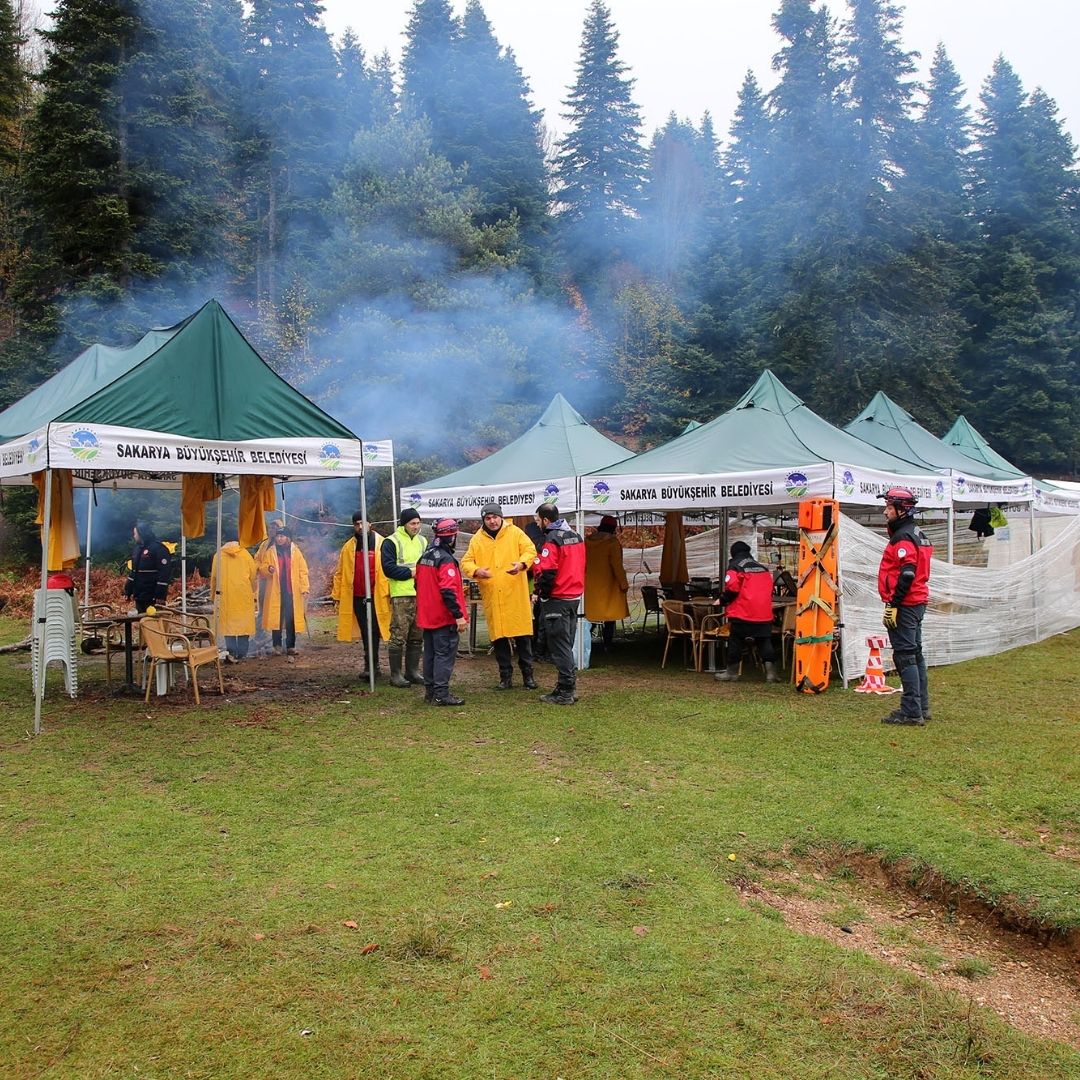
[585,531,630,622]
[257,542,310,633]
[460,521,536,640]
[181,473,219,538]
[210,542,257,636]
[332,532,390,641]
[32,470,81,570]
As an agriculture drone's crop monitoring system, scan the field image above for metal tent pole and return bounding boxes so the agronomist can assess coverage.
[390,463,399,524]
[360,473,375,693]
[213,482,223,641]
[84,487,94,606]
[34,467,54,736]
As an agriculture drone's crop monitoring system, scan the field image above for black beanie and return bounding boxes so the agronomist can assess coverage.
[731,541,752,558]
[399,508,421,526]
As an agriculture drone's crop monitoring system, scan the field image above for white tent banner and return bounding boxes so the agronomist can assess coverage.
[583,464,834,512]
[403,475,576,519]
[0,426,48,478]
[951,473,1033,503]
[1034,482,1080,516]
[833,462,951,508]
[362,439,394,467]
[43,422,364,478]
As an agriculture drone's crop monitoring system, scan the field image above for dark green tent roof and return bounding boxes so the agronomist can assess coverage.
[846,393,1020,480]
[0,300,356,444]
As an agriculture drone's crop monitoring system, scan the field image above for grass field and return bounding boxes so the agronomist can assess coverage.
[1,619,1078,1078]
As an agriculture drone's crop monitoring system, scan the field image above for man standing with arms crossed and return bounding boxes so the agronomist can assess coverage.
[415,518,468,706]
[381,507,427,688]
[533,503,586,705]
[878,487,933,726]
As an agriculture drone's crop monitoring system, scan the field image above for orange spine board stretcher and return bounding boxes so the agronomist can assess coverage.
[793,498,839,694]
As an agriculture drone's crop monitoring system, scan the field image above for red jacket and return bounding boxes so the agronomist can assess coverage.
[878,518,932,605]
[416,544,467,629]
[534,522,585,600]
[722,556,774,622]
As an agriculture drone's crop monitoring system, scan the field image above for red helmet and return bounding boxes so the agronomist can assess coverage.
[432,517,459,538]
[878,487,917,513]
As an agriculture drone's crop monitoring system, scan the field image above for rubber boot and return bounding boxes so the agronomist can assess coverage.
[764,661,781,684]
[495,667,513,691]
[404,642,423,685]
[714,660,740,683]
[520,661,538,691]
[388,646,409,688]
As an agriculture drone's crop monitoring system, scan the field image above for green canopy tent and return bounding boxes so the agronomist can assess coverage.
[583,371,947,515]
[0,299,373,731]
[402,393,633,520]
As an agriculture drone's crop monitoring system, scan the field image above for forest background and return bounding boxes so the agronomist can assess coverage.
[0,0,1077,563]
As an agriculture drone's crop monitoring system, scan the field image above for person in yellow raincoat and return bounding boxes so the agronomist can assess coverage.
[333,512,390,680]
[252,518,283,649]
[460,502,537,690]
[584,515,629,652]
[257,524,309,655]
[210,538,258,660]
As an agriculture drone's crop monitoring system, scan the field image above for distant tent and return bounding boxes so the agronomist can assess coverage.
[847,394,1032,504]
[584,371,946,514]
[402,394,632,518]
[941,416,1029,480]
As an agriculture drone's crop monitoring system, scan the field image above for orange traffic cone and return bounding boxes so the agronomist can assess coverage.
[854,634,901,695]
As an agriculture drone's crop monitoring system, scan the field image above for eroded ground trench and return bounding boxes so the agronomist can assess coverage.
[738,849,1080,1049]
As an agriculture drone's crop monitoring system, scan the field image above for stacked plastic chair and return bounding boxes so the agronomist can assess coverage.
[30,588,79,699]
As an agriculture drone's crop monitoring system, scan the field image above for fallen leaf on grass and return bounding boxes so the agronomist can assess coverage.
[632,925,649,937]
[494,900,513,909]
[477,965,493,980]
[252,932,266,941]
[360,942,380,955]
[342,920,359,930]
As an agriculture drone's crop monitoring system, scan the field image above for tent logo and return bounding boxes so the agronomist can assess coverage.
[69,429,100,462]
[543,483,560,499]
[955,476,967,497]
[363,443,380,463]
[840,469,855,496]
[934,480,946,503]
[590,480,611,505]
[785,471,809,498]
[27,437,41,466]
[319,443,342,470]
[407,492,423,508]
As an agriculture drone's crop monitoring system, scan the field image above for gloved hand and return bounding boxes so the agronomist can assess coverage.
[882,603,898,629]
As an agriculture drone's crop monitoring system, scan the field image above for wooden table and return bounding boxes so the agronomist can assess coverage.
[83,612,145,695]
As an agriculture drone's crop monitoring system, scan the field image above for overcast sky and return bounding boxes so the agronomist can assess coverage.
[320,0,1079,144]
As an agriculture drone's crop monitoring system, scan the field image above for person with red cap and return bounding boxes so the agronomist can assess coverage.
[877,487,933,725]
[415,518,468,706]
[584,515,629,652]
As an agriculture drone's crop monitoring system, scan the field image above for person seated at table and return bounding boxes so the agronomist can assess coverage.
[211,534,257,661]
[124,522,172,613]
[714,541,780,684]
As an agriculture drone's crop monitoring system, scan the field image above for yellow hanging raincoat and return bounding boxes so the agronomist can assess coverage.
[32,470,81,570]
[210,542,258,636]
[332,531,390,641]
[460,521,536,640]
[585,531,630,622]
[257,541,310,633]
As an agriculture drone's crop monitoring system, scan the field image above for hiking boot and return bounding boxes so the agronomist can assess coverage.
[432,694,464,706]
[882,709,925,726]
[494,674,513,691]
[522,674,538,690]
[540,690,576,706]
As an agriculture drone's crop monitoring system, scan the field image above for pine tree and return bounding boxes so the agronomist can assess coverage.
[554,0,645,286]
[400,0,459,145]
[0,0,30,346]
[337,28,378,142]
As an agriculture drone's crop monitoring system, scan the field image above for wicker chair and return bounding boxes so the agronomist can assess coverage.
[140,615,223,705]
[660,600,700,670]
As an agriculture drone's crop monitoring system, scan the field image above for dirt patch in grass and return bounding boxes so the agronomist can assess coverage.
[738,849,1080,1050]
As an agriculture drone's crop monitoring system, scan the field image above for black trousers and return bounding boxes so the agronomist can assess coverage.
[272,590,296,650]
[492,635,534,677]
[888,603,929,718]
[423,625,460,697]
[727,618,775,663]
[539,597,578,691]
[352,596,381,669]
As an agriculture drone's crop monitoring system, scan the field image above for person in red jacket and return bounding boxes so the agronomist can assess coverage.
[415,518,468,706]
[877,487,933,726]
[533,503,586,705]
[714,541,780,683]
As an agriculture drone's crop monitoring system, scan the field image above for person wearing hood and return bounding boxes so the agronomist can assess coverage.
[257,524,309,655]
[380,507,427,688]
[415,518,468,706]
[124,522,172,612]
[714,541,780,684]
[460,502,537,690]
[877,488,933,726]
[252,518,283,650]
[533,503,585,705]
[584,515,629,652]
[210,536,257,660]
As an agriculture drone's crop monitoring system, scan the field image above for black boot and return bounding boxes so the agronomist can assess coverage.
[714,660,740,682]
[882,708,924,726]
[764,661,781,684]
[432,693,464,706]
[494,670,513,691]
[520,664,538,691]
[404,642,423,685]
[388,646,409,689]
[541,684,576,705]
